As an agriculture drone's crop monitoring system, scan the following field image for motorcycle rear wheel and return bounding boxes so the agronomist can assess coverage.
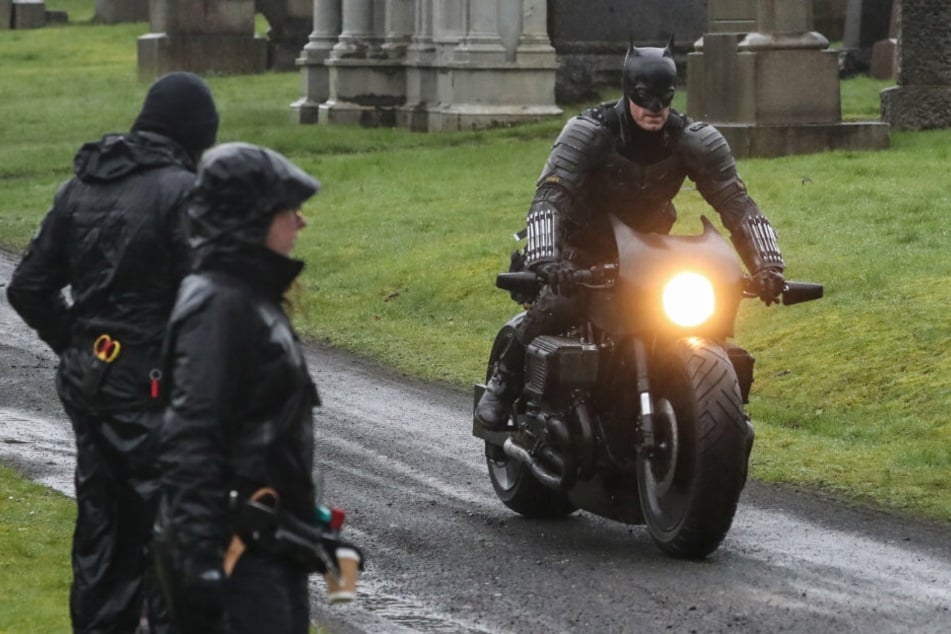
[483,322,576,518]
[636,338,748,559]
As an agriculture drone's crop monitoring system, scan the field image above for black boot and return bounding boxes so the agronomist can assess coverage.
[475,364,519,430]
[475,332,527,430]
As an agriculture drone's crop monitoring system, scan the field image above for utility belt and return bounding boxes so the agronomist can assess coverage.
[225,488,364,581]
[75,332,163,401]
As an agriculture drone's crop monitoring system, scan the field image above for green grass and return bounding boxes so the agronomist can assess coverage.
[0,465,74,633]
[2,5,948,628]
[4,2,945,519]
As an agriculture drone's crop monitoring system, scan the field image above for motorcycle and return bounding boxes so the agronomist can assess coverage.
[472,215,823,559]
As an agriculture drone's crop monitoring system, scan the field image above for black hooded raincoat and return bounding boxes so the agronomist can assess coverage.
[153,143,321,634]
[7,130,198,633]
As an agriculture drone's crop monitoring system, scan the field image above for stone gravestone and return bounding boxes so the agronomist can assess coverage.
[0,0,12,30]
[880,0,951,130]
[12,0,45,29]
[841,0,893,74]
[137,0,268,81]
[548,0,706,103]
[869,0,898,80]
[94,0,148,24]
[687,0,890,158]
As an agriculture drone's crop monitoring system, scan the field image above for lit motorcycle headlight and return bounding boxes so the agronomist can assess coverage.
[662,272,715,328]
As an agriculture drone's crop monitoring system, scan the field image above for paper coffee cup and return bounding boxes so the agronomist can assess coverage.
[325,547,360,604]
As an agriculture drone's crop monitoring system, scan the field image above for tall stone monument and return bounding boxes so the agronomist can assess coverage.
[137,0,268,81]
[880,0,951,130]
[293,0,561,131]
[687,0,889,157]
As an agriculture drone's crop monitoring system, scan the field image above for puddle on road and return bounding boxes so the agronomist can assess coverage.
[0,407,74,497]
[311,577,503,634]
[3,407,500,634]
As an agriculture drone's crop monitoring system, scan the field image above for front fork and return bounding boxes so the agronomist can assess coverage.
[631,337,657,455]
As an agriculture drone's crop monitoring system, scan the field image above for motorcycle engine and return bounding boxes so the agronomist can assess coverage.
[524,336,599,404]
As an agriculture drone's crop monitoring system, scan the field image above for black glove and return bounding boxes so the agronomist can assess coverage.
[753,267,784,306]
[539,260,578,295]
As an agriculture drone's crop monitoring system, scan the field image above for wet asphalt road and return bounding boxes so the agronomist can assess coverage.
[1,252,950,634]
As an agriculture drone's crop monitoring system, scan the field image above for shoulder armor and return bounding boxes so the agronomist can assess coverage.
[536,110,615,193]
[579,101,620,129]
[677,121,736,181]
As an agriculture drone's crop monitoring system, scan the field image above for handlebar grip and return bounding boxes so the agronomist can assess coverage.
[782,281,824,305]
[570,269,597,284]
[496,271,541,294]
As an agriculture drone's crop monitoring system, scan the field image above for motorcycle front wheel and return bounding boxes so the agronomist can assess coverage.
[483,322,576,519]
[636,338,749,559]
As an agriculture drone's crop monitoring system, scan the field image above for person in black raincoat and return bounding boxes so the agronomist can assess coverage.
[6,72,219,633]
[152,143,327,634]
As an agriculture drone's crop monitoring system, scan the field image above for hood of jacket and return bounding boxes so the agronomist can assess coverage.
[73,131,195,184]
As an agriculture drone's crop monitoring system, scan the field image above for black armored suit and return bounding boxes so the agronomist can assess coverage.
[475,39,786,432]
[525,99,783,275]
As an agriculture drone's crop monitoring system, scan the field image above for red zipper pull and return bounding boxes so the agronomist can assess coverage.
[149,369,162,399]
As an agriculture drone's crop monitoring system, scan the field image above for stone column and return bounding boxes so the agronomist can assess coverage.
[881,0,951,130]
[291,0,343,123]
[687,0,889,157]
[400,0,437,130]
[332,0,375,57]
[432,0,465,64]
[137,0,267,81]
[319,0,409,127]
[516,0,555,65]
[453,0,506,63]
[383,0,414,57]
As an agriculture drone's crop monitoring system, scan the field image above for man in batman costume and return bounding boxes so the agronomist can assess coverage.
[476,38,786,430]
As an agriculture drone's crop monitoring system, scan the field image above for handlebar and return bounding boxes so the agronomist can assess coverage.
[496,264,617,294]
[498,268,823,306]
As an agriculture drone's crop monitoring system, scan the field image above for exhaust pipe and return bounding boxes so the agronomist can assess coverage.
[502,417,578,492]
